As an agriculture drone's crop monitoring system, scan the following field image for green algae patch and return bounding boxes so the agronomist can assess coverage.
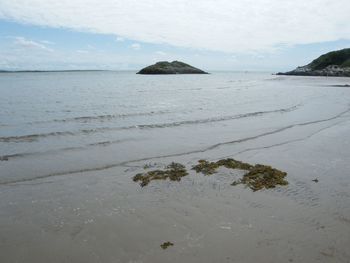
[133,162,188,187]
[192,158,288,191]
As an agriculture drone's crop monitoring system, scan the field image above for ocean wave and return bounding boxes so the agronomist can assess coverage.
[0,131,76,142]
[0,138,138,161]
[1,107,349,185]
[265,76,287,81]
[136,104,300,129]
[137,87,203,93]
[327,84,350,88]
[28,110,172,125]
[216,86,232,90]
[0,104,300,143]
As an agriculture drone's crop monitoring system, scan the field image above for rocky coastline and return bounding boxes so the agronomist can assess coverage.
[277,48,350,77]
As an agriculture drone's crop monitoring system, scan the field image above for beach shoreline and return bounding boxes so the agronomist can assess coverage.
[1,72,350,262]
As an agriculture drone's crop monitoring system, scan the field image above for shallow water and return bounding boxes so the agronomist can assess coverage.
[0,72,350,262]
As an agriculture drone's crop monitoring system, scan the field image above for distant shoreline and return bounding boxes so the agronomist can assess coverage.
[0,70,111,73]
[0,70,270,74]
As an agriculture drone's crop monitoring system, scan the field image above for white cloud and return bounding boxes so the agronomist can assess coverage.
[86,44,96,50]
[0,1,349,53]
[0,46,150,70]
[40,40,55,45]
[116,36,124,42]
[13,36,53,52]
[76,49,89,54]
[130,43,141,50]
[155,51,166,56]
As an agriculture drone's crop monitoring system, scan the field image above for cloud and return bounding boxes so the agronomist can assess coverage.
[0,0,349,53]
[116,36,124,42]
[40,40,55,45]
[76,49,89,54]
[86,44,96,50]
[13,36,53,52]
[0,46,149,70]
[155,51,166,56]
[130,43,141,50]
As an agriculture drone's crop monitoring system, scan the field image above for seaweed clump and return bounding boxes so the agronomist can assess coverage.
[216,158,254,170]
[160,241,174,249]
[231,164,288,191]
[192,158,253,175]
[133,162,188,187]
[133,158,288,191]
[192,159,220,175]
[192,158,288,191]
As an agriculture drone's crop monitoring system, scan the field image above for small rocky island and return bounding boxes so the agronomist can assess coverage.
[277,48,350,77]
[137,61,208,74]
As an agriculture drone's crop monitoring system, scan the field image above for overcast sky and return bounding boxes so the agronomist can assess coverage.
[0,0,349,70]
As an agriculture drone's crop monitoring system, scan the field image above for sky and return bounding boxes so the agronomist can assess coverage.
[0,0,349,71]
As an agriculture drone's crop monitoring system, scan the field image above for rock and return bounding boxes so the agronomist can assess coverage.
[277,48,350,77]
[137,61,208,74]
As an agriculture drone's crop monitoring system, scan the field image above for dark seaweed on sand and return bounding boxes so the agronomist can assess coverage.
[133,162,188,187]
[160,241,174,249]
[231,164,288,191]
[133,158,288,191]
[192,159,253,175]
[192,158,288,191]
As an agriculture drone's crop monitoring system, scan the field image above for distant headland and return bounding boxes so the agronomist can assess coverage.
[0,70,108,73]
[137,61,208,74]
[277,48,350,77]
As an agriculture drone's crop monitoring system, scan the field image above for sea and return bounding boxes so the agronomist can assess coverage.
[1,71,349,184]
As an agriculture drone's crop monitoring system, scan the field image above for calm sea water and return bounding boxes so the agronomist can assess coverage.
[0,71,349,184]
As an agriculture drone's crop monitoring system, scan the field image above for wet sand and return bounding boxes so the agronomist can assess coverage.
[1,73,350,262]
[1,118,350,262]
